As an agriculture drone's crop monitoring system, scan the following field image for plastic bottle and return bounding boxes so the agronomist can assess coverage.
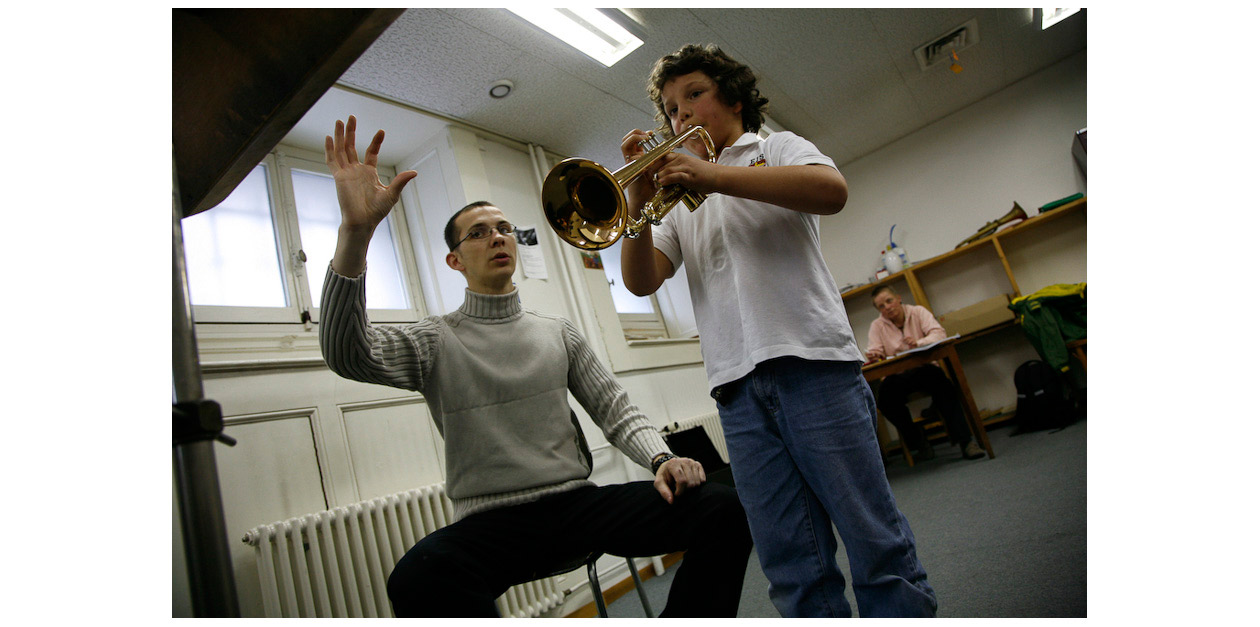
[893,245,909,268]
[882,247,903,273]
[889,224,910,268]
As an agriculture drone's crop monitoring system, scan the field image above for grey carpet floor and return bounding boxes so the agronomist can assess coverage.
[606,420,1086,618]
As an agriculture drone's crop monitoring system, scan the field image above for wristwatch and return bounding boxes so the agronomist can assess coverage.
[651,452,677,475]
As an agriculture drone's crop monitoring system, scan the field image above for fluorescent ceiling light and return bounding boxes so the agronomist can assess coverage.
[1041,8,1080,30]
[508,8,643,67]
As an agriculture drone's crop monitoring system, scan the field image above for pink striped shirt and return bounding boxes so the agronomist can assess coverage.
[866,304,947,357]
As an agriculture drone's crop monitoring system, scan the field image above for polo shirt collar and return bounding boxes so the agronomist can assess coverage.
[727,132,761,150]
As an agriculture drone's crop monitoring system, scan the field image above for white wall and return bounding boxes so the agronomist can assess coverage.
[821,50,1086,288]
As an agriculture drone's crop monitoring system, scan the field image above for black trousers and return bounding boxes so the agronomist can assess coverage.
[386,481,752,617]
[875,364,975,451]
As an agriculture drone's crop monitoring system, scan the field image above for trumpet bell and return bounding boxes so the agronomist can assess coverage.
[542,125,715,251]
[541,158,627,250]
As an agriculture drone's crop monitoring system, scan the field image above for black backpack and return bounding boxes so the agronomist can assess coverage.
[1011,360,1077,435]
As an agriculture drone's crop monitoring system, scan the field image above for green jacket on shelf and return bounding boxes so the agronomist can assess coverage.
[1008,283,1086,372]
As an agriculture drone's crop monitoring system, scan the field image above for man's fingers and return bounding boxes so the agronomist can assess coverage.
[653,478,674,504]
[331,119,347,168]
[344,116,359,165]
[387,170,418,199]
[324,135,337,170]
[365,129,386,167]
[666,459,706,496]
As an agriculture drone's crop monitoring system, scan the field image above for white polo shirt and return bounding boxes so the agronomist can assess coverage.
[652,131,865,390]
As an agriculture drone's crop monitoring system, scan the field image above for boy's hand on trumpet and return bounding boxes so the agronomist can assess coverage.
[653,151,722,195]
[620,128,666,217]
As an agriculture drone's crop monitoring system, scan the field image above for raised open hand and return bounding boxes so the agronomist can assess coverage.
[324,115,417,231]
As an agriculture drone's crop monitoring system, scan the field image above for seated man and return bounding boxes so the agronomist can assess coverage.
[866,286,986,462]
[318,116,751,617]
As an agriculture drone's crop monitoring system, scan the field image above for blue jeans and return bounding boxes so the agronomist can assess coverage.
[713,357,937,617]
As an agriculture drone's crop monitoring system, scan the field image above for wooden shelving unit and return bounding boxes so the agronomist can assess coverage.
[842,197,1087,308]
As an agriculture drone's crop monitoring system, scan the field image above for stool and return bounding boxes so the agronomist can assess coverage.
[540,553,653,617]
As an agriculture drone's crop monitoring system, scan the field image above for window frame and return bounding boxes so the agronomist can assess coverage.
[187,155,305,324]
[187,145,427,326]
[273,147,426,324]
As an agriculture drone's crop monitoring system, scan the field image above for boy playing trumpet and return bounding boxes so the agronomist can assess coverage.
[618,44,937,618]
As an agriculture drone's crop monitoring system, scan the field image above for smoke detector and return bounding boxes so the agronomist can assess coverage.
[489,80,513,99]
[914,18,980,71]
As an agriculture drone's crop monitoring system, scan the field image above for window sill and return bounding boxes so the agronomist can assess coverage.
[201,357,328,375]
[607,335,703,374]
[194,323,323,370]
[626,336,700,347]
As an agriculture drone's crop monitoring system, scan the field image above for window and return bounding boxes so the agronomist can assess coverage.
[280,153,416,317]
[183,162,290,311]
[600,239,667,339]
[182,147,425,324]
[599,239,698,341]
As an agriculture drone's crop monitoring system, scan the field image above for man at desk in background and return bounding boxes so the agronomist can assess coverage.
[866,286,986,462]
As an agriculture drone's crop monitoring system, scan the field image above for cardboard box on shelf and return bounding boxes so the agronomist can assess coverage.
[938,294,1015,337]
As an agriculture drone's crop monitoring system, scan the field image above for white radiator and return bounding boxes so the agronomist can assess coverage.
[242,482,565,618]
[663,411,729,464]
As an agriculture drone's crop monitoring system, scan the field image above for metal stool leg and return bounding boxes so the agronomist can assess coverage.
[626,557,653,616]
[585,554,654,617]
[587,555,608,617]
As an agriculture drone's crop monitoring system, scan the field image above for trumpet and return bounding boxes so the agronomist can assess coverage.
[955,202,1027,248]
[542,126,716,250]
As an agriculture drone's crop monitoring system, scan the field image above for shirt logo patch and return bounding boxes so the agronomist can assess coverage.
[748,154,767,167]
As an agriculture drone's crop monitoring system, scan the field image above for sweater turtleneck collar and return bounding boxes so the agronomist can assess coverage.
[458,288,522,320]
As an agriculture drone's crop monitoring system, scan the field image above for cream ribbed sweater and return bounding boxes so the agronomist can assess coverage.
[319,266,669,519]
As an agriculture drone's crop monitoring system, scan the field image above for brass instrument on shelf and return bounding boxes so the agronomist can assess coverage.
[542,126,716,250]
[955,202,1027,248]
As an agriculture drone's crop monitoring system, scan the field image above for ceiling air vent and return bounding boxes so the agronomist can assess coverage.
[914,18,980,71]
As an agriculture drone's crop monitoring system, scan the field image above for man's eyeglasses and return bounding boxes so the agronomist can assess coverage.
[452,222,516,250]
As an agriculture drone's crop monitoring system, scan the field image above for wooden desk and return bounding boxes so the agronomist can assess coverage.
[862,339,995,461]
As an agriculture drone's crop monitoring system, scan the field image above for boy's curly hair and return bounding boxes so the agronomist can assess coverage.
[647,43,769,135]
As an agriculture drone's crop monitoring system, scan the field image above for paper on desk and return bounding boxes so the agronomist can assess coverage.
[895,334,961,356]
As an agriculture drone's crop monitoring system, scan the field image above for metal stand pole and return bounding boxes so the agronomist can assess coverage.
[172,154,240,617]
